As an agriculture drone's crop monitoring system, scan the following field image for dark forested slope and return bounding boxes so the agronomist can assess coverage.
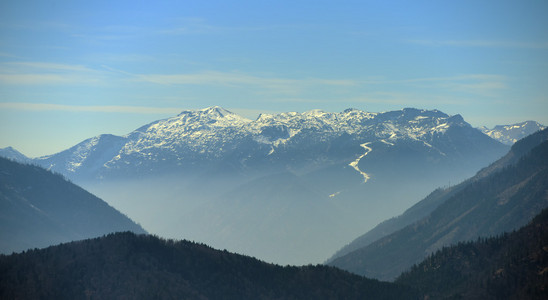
[0,232,418,300]
[397,208,548,299]
[0,157,146,254]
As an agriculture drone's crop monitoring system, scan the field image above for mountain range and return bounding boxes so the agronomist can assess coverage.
[0,157,146,254]
[481,120,546,145]
[0,107,513,264]
[24,106,507,182]
[328,127,548,280]
[1,106,546,298]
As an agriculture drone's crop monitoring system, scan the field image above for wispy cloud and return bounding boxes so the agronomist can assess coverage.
[135,71,355,86]
[0,74,99,85]
[0,61,103,85]
[328,92,472,107]
[406,39,548,49]
[357,74,507,97]
[0,61,355,91]
[0,102,182,114]
[1,59,506,98]
[3,61,94,72]
[127,70,357,95]
[410,74,507,96]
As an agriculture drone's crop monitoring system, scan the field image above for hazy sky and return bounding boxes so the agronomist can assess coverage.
[1,0,547,157]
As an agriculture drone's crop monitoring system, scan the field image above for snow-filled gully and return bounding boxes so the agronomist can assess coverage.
[349,142,372,183]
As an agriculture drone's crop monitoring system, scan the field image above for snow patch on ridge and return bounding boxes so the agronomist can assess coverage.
[36,106,482,179]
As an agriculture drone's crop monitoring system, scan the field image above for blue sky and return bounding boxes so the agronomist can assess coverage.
[1,0,547,157]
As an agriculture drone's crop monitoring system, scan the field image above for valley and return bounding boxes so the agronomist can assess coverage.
[2,2,547,297]
[1,108,546,298]
[2,106,512,264]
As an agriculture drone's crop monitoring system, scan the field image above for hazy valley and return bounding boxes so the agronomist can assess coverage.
[2,107,547,299]
[328,127,548,280]
[3,106,516,265]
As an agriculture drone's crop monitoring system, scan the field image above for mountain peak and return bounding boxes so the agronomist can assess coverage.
[303,109,328,117]
[0,146,29,163]
[201,106,234,117]
[447,114,466,125]
[178,106,234,117]
[343,108,359,113]
[174,106,252,125]
[481,121,546,145]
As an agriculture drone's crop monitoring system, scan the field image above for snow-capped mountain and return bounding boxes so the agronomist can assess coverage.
[28,106,510,265]
[34,106,499,182]
[0,147,30,163]
[481,121,546,145]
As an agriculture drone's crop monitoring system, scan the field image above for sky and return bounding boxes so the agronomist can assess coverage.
[1,0,547,157]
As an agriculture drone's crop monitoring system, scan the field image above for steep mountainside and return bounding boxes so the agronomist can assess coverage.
[327,127,548,263]
[397,208,548,299]
[326,186,464,263]
[0,157,146,254]
[0,232,419,300]
[14,107,510,265]
[329,129,548,280]
[481,120,545,145]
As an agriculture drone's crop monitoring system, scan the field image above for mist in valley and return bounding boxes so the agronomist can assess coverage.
[81,151,489,265]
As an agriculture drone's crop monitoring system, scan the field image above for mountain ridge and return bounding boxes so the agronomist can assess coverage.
[0,157,147,254]
[30,106,497,182]
[0,106,512,264]
[328,128,548,280]
[327,126,548,263]
[481,120,545,145]
[0,231,419,299]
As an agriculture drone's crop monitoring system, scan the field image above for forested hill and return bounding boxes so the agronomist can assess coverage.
[0,157,146,254]
[0,232,419,300]
[396,208,548,299]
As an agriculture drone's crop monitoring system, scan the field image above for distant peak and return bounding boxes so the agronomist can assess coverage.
[177,106,235,118]
[174,106,252,125]
[1,146,21,153]
[481,121,545,145]
[446,114,469,127]
[303,109,326,116]
[378,108,449,121]
[491,121,545,131]
[448,114,464,122]
[201,106,234,117]
[402,107,421,112]
[0,146,29,162]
